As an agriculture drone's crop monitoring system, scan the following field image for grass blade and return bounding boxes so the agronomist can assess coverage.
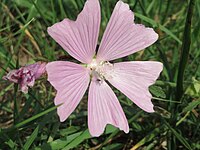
[164,119,192,150]
[14,105,58,128]
[23,125,40,150]
[135,12,182,44]
[130,126,164,150]
[176,0,195,101]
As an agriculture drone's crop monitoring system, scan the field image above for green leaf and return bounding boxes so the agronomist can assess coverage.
[131,126,163,150]
[5,139,17,149]
[34,131,83,150]
[149,85,166,98]
[102,143,123,150]
[134,13,182,44]
[35,124,118,150]
[176,0,195,101]
[23,125,40,150]
[15,0,33,8]
[63,129,91,150]
[182,99,200,113]
[105,124,117,134]
[185,78,200,97]
[164,120,192,150]
[59,126,80,137]
[0,84,13,97]
[64,125,118,150]
[14,105,58,128]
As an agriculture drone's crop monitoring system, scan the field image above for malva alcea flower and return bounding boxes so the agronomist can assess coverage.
[46,0,163,137]
[3,62,46,93]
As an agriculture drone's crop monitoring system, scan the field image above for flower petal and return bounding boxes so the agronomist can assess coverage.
[3,70,19,83]
[46,61,90,122]
[48,0,100,64]
[21,84,29,94]
[97,1,158,62]
[88,79,129,137]
[3,62,46,94]
[107,61,163,112]
[26,62,46,79]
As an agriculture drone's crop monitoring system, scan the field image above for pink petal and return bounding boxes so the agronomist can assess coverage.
[88,79,129,137]
[21,85,29,94]
[3,70,19,83]
[107,61,163,112]
[47,0,100,64]
[26,62,46,79]
[3,62,46,93]
[97,1,158,62]
[46,61,90,122]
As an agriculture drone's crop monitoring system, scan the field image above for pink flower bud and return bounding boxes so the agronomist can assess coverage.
[3,62,46,93]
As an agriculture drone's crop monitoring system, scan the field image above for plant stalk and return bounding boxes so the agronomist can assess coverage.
[176,0,195,102]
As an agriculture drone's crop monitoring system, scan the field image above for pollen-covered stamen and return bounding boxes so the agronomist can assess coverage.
[87,59,114,81]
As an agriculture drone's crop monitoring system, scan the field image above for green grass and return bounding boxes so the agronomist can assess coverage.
[0,0,199,149]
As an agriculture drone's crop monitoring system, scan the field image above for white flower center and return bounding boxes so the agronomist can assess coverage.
[87,59,114,81]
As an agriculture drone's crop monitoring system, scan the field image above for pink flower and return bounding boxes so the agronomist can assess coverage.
[46,0,163,137]
[3,62,46,93]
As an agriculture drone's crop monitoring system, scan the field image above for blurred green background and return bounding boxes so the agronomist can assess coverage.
[0,0,199,149]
